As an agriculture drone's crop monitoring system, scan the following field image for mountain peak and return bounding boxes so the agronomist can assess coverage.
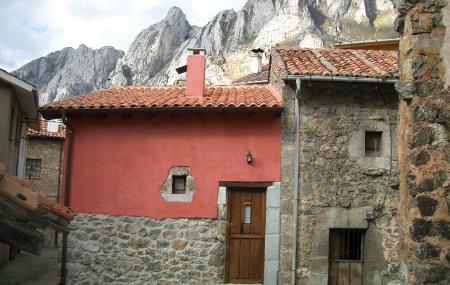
[165,6,186,22]
[13,0,398,104]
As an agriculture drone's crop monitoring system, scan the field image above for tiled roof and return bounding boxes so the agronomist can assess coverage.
[40,86,281,112]
[38,194,76,221]
[272,48,398,79]
[0,166,76,222]
[27,120,65,139]
[233,65,270,84]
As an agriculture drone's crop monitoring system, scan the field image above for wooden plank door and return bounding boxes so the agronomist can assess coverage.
[226,188,266,284]
[329,230,364,285]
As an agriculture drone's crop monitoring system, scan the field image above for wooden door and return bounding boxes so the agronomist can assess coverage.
[226,188,266,284]
[329,230,364,285]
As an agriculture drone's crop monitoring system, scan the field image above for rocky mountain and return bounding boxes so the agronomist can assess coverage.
[14,45,124,104]
[14,0,398,105]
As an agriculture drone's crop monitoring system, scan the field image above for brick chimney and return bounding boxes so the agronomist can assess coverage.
[186,48,206,97]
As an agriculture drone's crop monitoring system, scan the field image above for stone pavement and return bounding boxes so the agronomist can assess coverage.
[0,248,59,285]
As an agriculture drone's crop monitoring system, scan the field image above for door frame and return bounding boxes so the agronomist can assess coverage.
[224,186,267,284]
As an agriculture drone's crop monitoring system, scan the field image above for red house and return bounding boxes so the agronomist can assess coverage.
[41,49,282,284]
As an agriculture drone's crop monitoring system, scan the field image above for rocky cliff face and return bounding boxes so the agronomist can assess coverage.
[14,45,124,104]
[14,0,398,104]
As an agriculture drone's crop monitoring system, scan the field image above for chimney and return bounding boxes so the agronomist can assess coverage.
[250,48,264,74]
[186,48,206,97]
[47,120,59,132]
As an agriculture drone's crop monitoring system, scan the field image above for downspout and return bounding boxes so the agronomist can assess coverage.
[55,138,64,247]
[291,77,301,285]
[60,111,72,285]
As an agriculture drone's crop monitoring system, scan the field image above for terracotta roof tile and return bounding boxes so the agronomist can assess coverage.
[38,194,76,221]
[272,48,398,79]
[0,165,76,223]
[40,86,281,112]
[27,120,65,139]
[233,65,270,84]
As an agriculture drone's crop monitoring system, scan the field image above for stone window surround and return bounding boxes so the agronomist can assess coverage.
[217,181,281,285]
[160,166,196,203]
[349,119,393,171]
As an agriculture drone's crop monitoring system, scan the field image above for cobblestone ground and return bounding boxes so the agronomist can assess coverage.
[0,248,59,285]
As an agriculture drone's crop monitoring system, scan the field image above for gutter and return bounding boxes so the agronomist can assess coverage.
[291,78,301,285]
[60,111,72,285]
[233,80,269,85]
[282,75,398,84]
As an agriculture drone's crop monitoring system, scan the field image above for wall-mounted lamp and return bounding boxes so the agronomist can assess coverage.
[247,151,253,165]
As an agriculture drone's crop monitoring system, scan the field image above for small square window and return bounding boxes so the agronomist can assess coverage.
[365,131,382,157]
[172,175,187,194]
[25,158,41,178]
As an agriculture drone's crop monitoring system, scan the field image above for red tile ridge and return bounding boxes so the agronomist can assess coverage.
[38,194,77,221]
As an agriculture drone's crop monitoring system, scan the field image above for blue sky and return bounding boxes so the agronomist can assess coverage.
[0,0,247,71]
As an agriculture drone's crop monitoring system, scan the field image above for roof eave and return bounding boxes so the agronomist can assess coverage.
[40,106,284,119]
[27,135,65,140]
[0,69,39,129]
[281,74,399,84]
[233,80,269,85]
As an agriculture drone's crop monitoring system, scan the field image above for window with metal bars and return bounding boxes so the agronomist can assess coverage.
[25,158,41,178]
[331,229,363,261]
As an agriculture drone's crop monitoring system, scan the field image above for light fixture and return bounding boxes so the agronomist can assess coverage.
[247,151,253,165]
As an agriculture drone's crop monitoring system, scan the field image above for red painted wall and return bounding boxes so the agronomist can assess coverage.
[66,112,280,219]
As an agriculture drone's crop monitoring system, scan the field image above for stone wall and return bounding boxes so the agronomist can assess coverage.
[26,137,64,247]
[280,81,401,284]
[396,0,450,283]
[26,138,64,200]
[66,214,226,284]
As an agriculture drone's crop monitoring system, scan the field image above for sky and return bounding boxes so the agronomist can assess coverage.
[0,0,247,71]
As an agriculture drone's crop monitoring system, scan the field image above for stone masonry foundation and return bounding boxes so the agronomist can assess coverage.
[66,214,226,284]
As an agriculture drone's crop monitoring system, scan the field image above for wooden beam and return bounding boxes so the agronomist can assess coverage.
[120,112,131,119]
[95,113,107,120]
[0,222,43,255]
[0,196,29,222]
[45,219,69,234]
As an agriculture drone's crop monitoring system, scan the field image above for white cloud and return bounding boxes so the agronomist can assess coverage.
[0,0,247,71]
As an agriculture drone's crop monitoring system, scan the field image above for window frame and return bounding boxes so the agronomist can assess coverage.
[25,158,42,179]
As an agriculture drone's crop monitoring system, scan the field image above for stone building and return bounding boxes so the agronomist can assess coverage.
[269,48,401,285]
[39,45,408,284]
[26,120,65,246]
[395,0,450,284]
[35,19,448,283]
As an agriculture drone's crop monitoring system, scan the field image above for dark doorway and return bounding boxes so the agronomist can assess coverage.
[329,229,364,285]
